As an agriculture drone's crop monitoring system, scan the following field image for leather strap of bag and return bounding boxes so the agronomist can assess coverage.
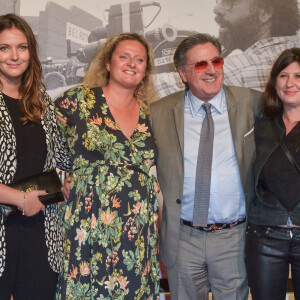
[272,119,300,175]
[279,139,300,174]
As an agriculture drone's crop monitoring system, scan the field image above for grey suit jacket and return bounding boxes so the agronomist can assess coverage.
[150,85,262,268]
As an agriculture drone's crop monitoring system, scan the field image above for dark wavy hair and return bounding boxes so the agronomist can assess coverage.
[0,14,45,124]
[262,48,300,118]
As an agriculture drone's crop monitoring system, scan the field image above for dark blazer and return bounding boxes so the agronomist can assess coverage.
[150,85,261,268]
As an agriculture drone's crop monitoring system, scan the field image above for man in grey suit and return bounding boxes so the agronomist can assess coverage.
[150,33,261,299]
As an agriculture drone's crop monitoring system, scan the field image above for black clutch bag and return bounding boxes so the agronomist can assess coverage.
[0,169,63,220]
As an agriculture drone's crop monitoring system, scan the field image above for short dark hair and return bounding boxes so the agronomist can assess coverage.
[173,33,222,71]
[255,0,300,37]
[262,48,300,118]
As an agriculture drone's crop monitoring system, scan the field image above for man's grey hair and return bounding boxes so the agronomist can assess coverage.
[173,33,222,72]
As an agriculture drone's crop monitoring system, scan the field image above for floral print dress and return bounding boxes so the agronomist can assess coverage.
[55,86,160,300]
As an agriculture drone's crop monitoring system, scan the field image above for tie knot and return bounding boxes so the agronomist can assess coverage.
[202,103,212,115]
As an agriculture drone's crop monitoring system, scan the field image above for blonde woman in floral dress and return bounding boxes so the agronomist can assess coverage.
[55,33,160,299]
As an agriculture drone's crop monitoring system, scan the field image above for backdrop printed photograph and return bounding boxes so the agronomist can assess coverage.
[1,1,299,299]
[3,0,298,99]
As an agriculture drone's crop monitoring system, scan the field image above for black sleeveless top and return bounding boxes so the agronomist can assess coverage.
[3,93,47,182]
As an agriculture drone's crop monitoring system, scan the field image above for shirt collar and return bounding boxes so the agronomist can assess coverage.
[186,88,226,117]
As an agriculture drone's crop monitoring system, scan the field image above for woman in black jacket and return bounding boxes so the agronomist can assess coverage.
[245,48,300,300]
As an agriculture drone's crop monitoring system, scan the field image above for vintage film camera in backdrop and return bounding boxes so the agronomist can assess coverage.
[42,1,197,91]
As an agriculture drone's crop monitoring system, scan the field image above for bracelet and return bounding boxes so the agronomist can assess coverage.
[18,191,26,215]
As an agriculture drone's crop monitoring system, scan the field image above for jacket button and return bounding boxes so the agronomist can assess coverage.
[176,199,181,204]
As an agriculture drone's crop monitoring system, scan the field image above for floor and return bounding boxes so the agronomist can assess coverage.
[159,292,295,299]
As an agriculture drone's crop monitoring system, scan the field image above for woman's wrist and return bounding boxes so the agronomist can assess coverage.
[18,191,26,215]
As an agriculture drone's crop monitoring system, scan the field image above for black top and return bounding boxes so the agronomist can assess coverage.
[3,93,47,181]
[259,118,300,212]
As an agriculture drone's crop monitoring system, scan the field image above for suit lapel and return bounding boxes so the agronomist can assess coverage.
[172,91,185,161]
[224,86,241,163]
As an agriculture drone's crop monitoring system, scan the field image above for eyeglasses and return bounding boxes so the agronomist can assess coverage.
[185,57,224,73]
[216,0,237,10]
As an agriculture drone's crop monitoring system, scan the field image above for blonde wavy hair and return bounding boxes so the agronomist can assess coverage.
[83,33,157,106]
[0,14,46,124]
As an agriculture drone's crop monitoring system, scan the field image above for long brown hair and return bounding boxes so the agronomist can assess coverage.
[262,48,300,118]
[83,33,157,106]
[0,14,45,124]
